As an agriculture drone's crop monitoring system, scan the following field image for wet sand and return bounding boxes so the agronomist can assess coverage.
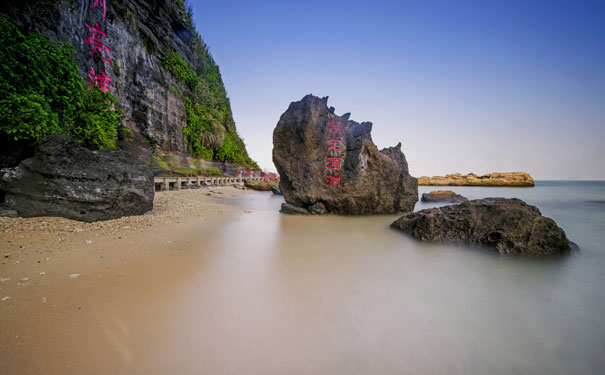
[0,186,250,374]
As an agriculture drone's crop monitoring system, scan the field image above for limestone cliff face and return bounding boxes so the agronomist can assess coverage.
[1,0,245,159]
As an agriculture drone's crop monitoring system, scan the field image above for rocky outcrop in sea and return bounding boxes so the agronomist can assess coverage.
[418,172,534,187]
[421,190,468,204]
[272,95,418,215]
[0,134,154,222]
[392,197,577,255]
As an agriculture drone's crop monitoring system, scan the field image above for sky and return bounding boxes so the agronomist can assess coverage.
[191,0,605,179]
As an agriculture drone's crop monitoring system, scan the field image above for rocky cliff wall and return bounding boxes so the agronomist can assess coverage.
[1,0,253,166]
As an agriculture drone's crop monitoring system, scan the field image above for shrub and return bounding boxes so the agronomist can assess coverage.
[159,51,199,89]
[0,14,121,149]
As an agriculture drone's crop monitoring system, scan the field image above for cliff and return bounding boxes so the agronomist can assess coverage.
[0,0,257,171]
[417,172,535,187]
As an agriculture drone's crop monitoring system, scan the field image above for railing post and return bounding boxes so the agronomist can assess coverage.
[163,178,169,191]
[196,177,201,186]
[176,178,182,190]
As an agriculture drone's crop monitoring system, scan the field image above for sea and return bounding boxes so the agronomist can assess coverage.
[204,180,605,374]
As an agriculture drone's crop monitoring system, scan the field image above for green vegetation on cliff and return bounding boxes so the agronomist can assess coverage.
[0,14,121,150]
[159,0,259,170]
[160,46,258,170]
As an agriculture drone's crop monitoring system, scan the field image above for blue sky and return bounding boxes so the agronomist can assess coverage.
[191,0,605,179]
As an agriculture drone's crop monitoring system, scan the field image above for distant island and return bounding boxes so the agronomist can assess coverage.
[417,172,534,187]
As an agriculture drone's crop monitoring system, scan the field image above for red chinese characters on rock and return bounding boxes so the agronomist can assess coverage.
[85,1,113,93]
[325,174,341,188]
[85,21,112,64]
[327,139,343,153]
[324,119,345,188]
[91,0,107,20]
[328,119,343,135]
[326,157,343,170]
[88,67,114,93]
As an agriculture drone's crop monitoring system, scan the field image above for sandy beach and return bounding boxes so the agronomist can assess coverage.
[0,186,253,374]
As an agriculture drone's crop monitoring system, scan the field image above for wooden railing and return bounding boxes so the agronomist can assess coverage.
[153,176,262,191]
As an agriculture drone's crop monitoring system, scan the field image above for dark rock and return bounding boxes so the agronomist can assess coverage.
[421,190,468,204]
[0,134,154,222]
[272,95,418,215]
[280,203,310,215]
[0,205,18,218]
[0,139,34,170]
[308,202,327,215]
[392,197,577,255]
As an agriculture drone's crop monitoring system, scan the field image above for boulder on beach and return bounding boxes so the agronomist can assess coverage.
[418,172,535,187]
[280,202,311,215]
[391,197,577,255]
[421,190,468,204]
[272,95,418,215]
[244,179,275,191]
[0,134,154,222]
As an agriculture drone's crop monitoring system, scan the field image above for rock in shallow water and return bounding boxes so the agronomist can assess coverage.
[0,134,154,222]
[391,197,577,255]
[280,203,310,215]
[272,95,418,215]
[421,190,468,204]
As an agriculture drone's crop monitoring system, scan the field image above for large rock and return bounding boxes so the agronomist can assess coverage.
[418,172,534,187]
[243,179,275,191]
[417,172,534,187]
[421,190,468,204]
[0,134,154,222]
[391,198,577,255]
[272,95,418,215]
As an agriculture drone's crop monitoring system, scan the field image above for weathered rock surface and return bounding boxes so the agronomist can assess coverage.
[421,190,468,204]
[272,95,418,215]
[0,134,154,222]
[243,180,275,191]
[280,203,311,215]
[418,172,534,187]
[392,198,577,255]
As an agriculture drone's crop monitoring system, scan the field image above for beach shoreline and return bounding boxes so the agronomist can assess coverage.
[0,186,256,374]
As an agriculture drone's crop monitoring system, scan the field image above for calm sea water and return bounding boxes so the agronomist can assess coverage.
[204,181,605,374]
